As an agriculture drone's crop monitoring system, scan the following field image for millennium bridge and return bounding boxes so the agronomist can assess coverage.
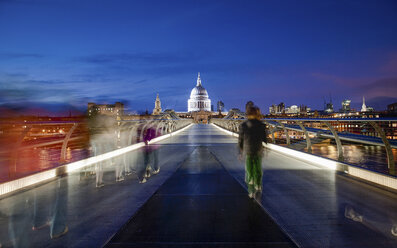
[0,116,396,247]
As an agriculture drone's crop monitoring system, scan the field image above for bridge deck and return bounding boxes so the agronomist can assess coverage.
[106,146,295,247]
[0,124,396,247]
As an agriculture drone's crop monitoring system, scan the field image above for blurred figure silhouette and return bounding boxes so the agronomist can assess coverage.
[88,115,118,188]
[8,194,33,247]
[91,139,105,188]
[120,127,133,176]
[31,189,51,231]
[50,178,68,239]
[344,204,397,239]
[245,100,254,112]
[239,104,267,198]
[143,126,160,179]
[114,129,125,182]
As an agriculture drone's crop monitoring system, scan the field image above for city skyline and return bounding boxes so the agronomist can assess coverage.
[1,0,397,115]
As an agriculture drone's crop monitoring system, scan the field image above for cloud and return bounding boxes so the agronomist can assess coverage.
[0,52,44,59]
[310,72,370,87]
[78,52,199,66]
[380,51,397,74]
[360,78,397,98]
[0,101,85,117]
[0,77,86,105]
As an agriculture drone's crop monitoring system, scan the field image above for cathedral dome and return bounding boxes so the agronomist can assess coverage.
[187,72,211,112]
[190,85,209,99]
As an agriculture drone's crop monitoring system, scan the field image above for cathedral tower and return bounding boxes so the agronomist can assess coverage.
[153,93,162,115]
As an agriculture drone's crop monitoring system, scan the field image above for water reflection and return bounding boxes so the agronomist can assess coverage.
[300,143,396,175]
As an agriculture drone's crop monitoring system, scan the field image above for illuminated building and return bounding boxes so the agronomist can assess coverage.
[324,102,334,113]
[285,105,299,114]
[340,100,351,113]
[87,102,124,117]
[361,96,367,112]
[361,96,374,112]
[188,72,211,112]
[152,94,162,115]
[269,102,285,114]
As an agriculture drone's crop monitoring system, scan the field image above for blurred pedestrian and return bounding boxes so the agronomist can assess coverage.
[143,126,160,179]
[238,105,267,198]
[245,100,254,112]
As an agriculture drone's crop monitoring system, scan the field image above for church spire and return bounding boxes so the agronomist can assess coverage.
[361,96,367,112]
[152,93,162,115]
[196,72,202,86]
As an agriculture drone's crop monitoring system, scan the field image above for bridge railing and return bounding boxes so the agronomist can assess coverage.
[0,117,192,183]
[211,117,397,176]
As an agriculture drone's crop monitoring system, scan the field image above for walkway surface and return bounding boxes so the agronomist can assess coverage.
[106,146,295,247]
[0,124,397,247]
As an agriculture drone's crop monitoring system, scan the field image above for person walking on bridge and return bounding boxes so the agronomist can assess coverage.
[239,105,267,198]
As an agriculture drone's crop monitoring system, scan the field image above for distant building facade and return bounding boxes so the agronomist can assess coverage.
[88,102,124,117]
[340,100,351,113]
[324,101,334,113]
[269,102,285,114]
[285,105,299,114]
[388,102,397,114]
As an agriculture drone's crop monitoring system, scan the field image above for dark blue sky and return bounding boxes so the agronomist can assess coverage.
[1,0,397,115]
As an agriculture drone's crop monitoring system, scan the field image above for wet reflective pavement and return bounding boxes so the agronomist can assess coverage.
[106,146,296,247]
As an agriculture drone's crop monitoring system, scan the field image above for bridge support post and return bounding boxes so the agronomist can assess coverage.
[60,123,78,162]
[270,128,276,144]
[297,121,312,153]
[277,121,290,146]
[264,121,276,144]
[368,121,395,175]
[324,122,344,162]
[11,126,32,179]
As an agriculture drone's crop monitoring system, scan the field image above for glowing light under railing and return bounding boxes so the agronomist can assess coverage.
[264,143,338,170]
[148,123,193,144]
[0,169,57,196]
[211,123,238,137]
[65,142,146,173]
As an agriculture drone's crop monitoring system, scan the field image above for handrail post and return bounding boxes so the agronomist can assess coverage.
[11,125,32,179]
[368,121,395,175]
[60,123,78,162]
[324,121,344,162]
[297,121,312,153]
[277,121,290,146]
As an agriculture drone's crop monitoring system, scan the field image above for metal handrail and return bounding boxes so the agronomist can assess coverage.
[1,118,193,181]
[263,117,397,122]
[211,118,396,175]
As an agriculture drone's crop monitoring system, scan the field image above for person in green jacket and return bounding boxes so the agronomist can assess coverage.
[238,104,268,198]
